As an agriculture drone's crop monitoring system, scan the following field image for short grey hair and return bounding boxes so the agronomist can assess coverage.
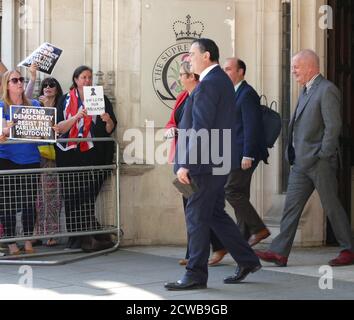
[294,49,320,68]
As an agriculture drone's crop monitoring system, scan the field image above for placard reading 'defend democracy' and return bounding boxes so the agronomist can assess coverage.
[18,42,63,75]
[10,106,57,143]
[83,86,105,116]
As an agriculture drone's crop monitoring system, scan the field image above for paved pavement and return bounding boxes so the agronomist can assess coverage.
[0,244,354,300]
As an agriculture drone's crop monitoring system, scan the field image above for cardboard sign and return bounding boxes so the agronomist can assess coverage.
[83,86,105,115]
[10,106,57,143]
[18,42,63,75]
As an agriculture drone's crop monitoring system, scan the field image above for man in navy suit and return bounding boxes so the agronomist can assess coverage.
[208,58,270,266]
[165,39,261,291]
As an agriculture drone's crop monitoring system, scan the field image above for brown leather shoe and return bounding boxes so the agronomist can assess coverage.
[178,259,188,266]
[208,249,228,266]
[255,250,288,267]
[328,250,354,267]
[248,228,271,247]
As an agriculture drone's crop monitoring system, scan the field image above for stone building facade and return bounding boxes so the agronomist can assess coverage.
[1,0,352,247]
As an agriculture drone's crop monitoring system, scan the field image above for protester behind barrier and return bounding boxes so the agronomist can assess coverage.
[33,77,64,247]
[55,65,117,250]
[0,70,41,256]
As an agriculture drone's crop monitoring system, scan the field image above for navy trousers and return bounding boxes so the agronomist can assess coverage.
[183,174,260,284]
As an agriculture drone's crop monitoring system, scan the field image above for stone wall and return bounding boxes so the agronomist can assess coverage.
[1,0,332,247]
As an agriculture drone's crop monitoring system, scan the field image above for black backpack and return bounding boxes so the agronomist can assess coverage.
[259,95,282,148]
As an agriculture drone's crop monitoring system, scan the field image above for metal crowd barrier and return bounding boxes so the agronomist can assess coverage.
[0,138,120,265]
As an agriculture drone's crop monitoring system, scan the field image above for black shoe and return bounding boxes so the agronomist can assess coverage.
[164,279,207,291]
[223,264,262,284]
[81,236,115,252]
[66,237,82,249]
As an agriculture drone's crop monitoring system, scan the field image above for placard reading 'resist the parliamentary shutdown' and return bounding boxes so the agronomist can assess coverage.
[10,106,57,143]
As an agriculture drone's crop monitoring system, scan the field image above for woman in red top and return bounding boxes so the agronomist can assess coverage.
[164,61,199,265]
[165,61,199,163]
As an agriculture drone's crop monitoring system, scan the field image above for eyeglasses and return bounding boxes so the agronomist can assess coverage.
[8,77,25,84]
[43,81,57,88]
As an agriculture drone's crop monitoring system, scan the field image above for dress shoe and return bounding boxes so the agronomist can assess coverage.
[328,250,354,267]
[224,264,262,284]
[248,228,271,247]
[255,250,288,267]
[208,249,228,266]
[164,279,207,291]
[178,259,188,266]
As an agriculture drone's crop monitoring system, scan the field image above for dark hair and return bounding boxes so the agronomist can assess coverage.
[39,77,63,106]
[192,38,219,63]
[70,65,93,90]
[237,59,247,76]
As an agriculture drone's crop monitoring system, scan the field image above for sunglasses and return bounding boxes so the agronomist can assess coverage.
[43,81,57,88]
[8,77,25,84]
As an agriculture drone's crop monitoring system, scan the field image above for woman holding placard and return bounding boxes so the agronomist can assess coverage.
[32,77,64,247]
[55,65,117,250]
[0,70,41,255]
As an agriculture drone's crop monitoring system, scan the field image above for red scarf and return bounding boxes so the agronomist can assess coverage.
[64,88,93,152]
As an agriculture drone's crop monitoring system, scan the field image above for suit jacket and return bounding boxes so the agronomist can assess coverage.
[165,90,190,129]
[174,65,236,176]
[231,81,269,169]
[287,74,342,170]
[165,90,190,163]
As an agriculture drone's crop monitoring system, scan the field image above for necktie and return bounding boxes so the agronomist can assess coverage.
[303,86,307,95]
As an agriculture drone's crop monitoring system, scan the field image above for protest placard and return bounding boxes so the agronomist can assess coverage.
[18,42,63,75]
[83,86,106,116]
[10,106,57,143]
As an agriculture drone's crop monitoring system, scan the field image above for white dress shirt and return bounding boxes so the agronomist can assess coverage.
[199,64,219,82]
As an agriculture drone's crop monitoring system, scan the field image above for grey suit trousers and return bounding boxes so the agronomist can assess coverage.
[270,158,353,257]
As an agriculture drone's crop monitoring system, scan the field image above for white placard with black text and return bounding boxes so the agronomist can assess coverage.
[83,86,105,116]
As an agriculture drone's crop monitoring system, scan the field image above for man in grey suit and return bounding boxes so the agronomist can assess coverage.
[256,49,354,267]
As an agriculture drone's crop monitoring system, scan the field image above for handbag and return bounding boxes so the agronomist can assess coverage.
[38,144,56,160]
